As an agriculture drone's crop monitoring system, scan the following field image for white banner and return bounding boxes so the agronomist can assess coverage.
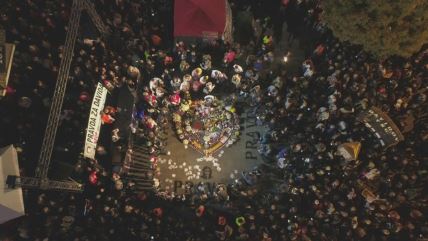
[84,83,108,159]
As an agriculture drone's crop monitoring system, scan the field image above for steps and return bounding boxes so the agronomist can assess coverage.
[125,145,155,192]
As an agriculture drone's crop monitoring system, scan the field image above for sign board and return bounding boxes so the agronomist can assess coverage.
[357,107,404,148]
[84,83,108,159]
[202,31,219,41]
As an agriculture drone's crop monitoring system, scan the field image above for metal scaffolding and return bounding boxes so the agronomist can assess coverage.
[7,0,109,192]
[35,0,83,179]
[7,176,83,192]
[81,0,111,37]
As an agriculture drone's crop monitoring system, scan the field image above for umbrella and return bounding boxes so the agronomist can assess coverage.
[337,142,361,161]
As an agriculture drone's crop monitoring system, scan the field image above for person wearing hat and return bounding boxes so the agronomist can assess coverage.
[263,35,273,46]
[203,82,216,94]
[145,117,157,129]
[170,76,182,91]
[164,55,173,66]
[180,79,190,92]
[196,205,205,217]
[253,59,263,72]
[232,74,242,88]
[199,75,209,85]
[151,34,161,46]
[180,100,191,112]
[149,77,163,92]
[224,49,236,66]
[189,78,201,93]
[180,60,190,72]
[211,69,228,85]
[201,54,212,70]
[143,91,158,107]
[192,67,203,80]
[233,64,244,73]
[235,216,246,226]
[267,85,279,97]
[155,86,165,98]
[153,207,163,217]
[169,92,181,106]
[302,59,314,77]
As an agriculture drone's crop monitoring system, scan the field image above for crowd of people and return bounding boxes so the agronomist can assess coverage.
[0,0,427,240]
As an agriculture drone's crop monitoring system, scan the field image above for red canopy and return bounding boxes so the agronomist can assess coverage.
[174,0,226,38]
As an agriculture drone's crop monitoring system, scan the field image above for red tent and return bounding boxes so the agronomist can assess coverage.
[174,0,227,39]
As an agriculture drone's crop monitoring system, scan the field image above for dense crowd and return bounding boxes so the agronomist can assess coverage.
[1,0,427,240]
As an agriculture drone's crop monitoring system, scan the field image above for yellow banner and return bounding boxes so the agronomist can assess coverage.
[0,43,15,96]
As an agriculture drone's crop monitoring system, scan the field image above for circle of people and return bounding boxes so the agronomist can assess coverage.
[0,0,427,241]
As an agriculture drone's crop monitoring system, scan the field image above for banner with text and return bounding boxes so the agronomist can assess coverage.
[357,107,404,148]
[84,83,108,159]
[0,29,16,96]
